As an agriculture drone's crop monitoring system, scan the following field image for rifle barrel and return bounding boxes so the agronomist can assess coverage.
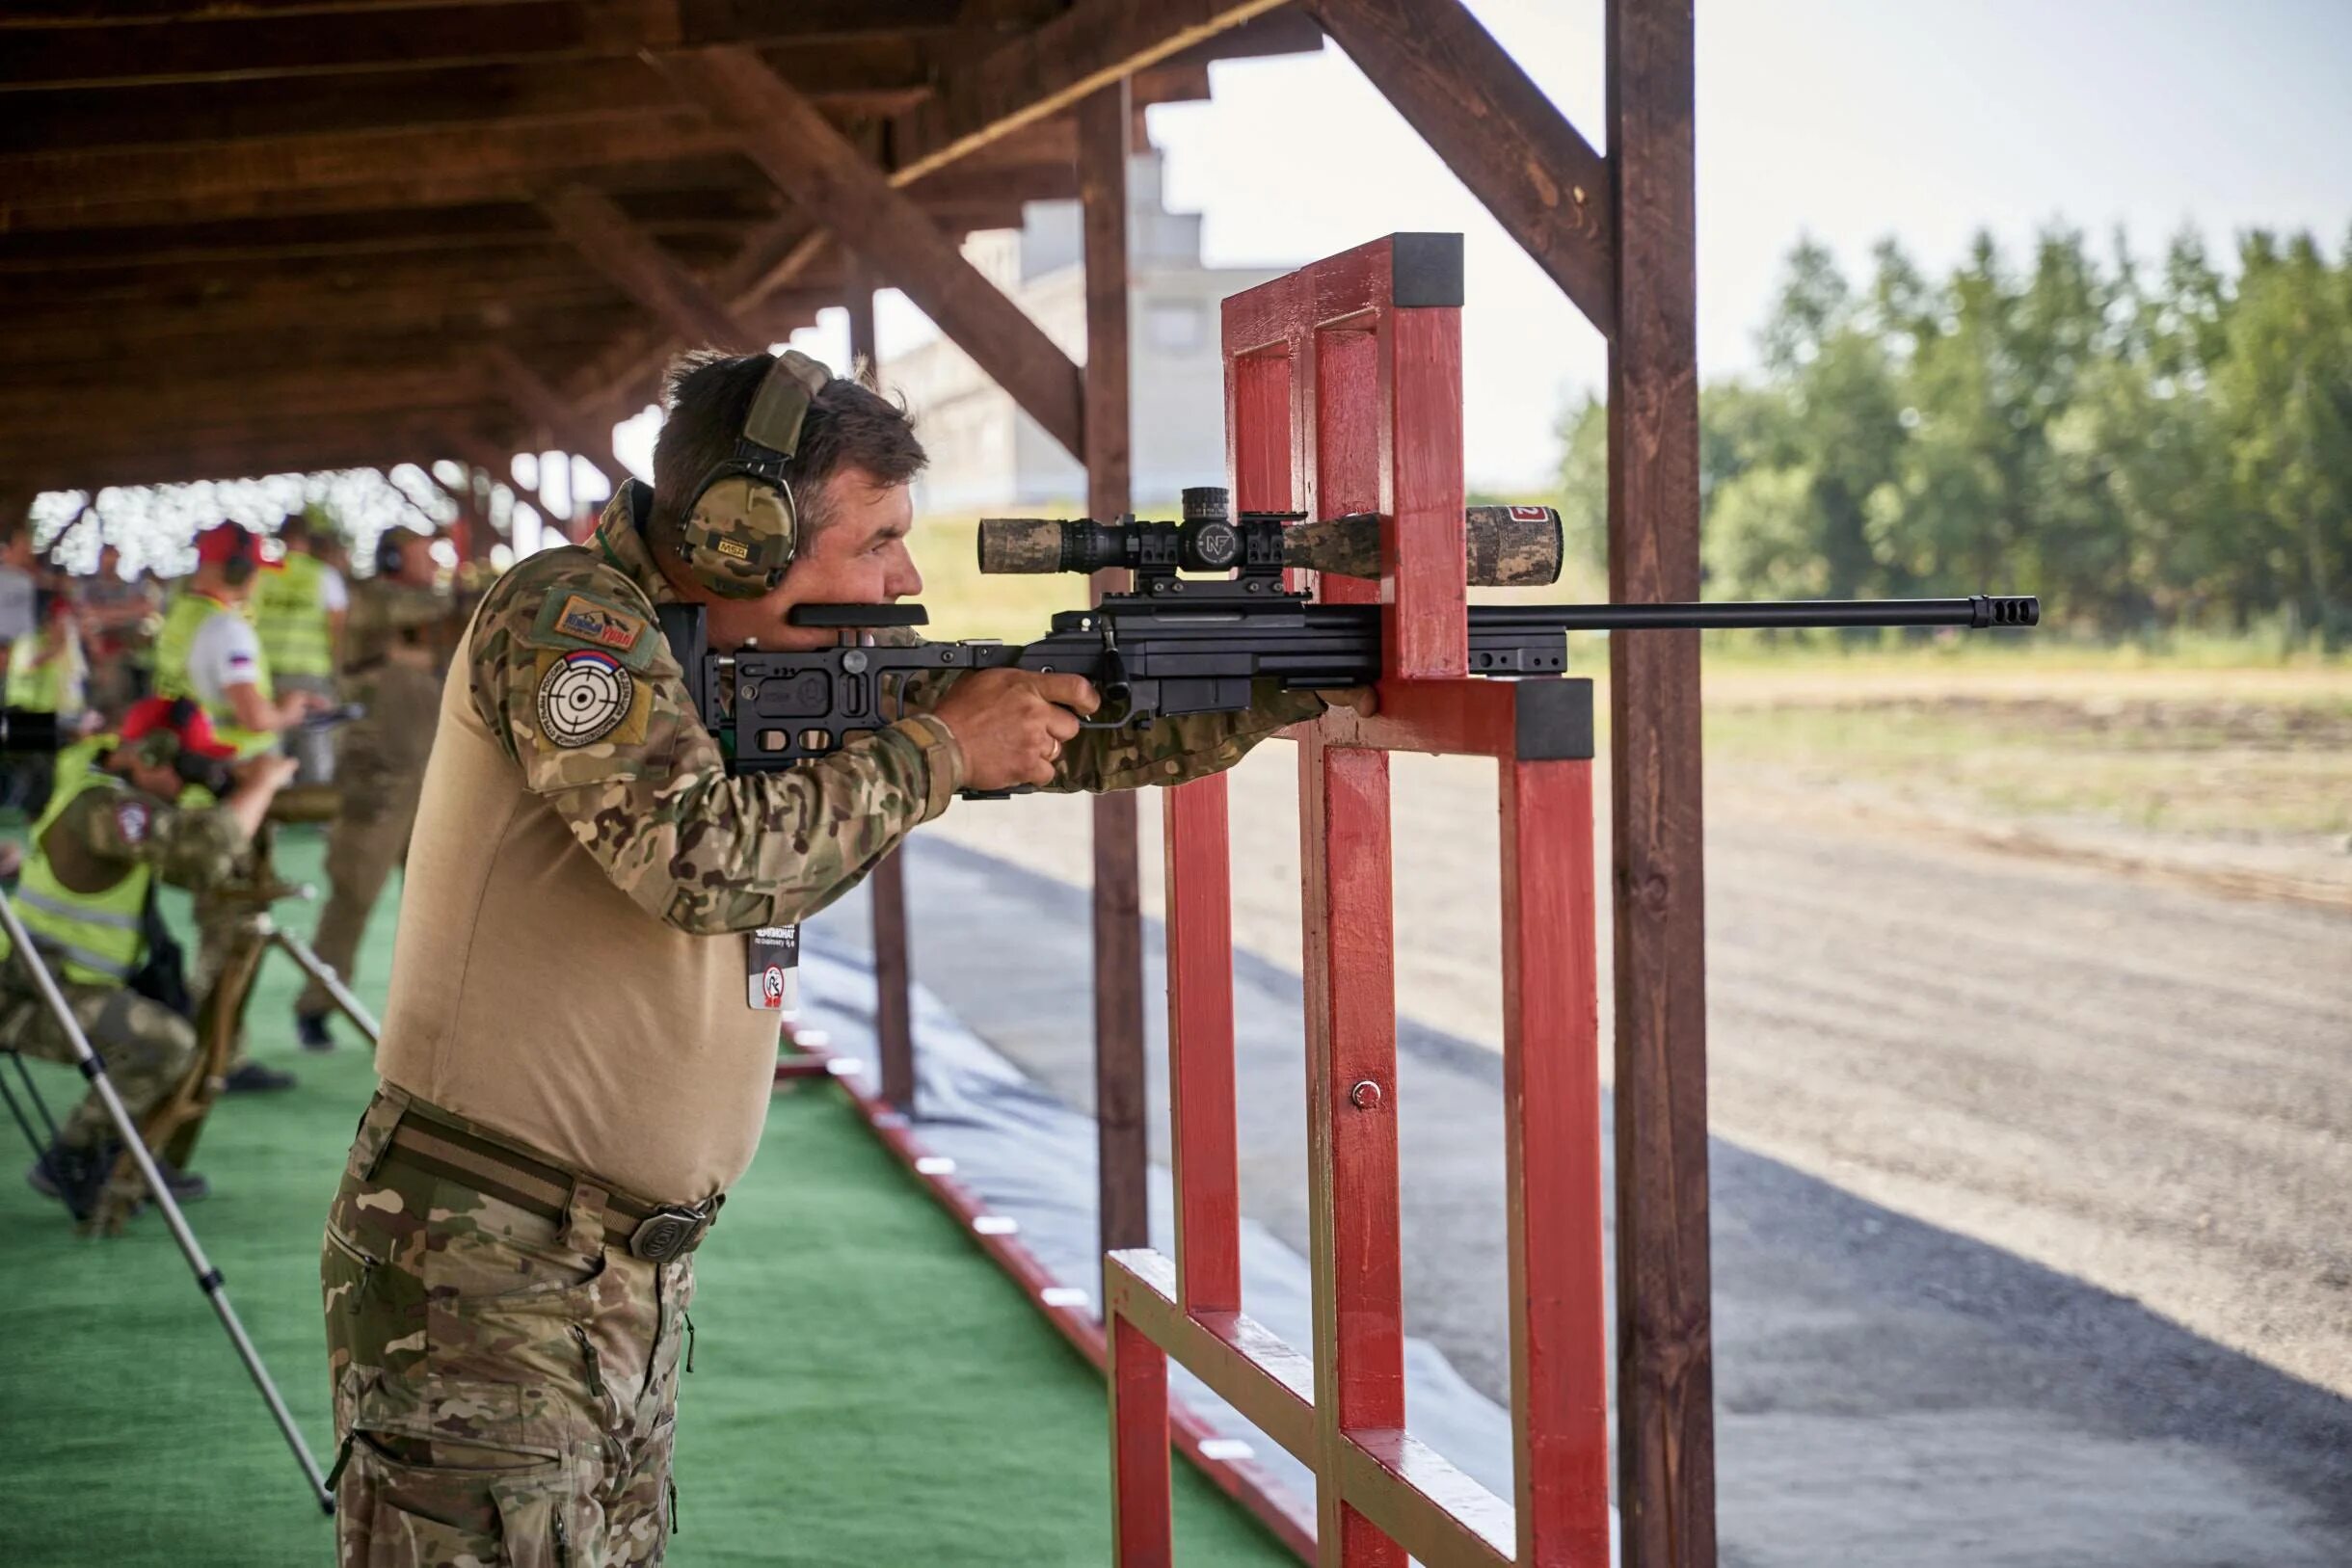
[1474,594,2038,632]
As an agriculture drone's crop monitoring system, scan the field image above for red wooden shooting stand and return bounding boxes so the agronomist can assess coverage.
[1106,234,1610,1565]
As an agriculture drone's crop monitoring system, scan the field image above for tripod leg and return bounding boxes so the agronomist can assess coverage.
[0,886,335,1516]
[1,1054,69,1204]
[265,925,381,1047]
[8,1044,66,1151]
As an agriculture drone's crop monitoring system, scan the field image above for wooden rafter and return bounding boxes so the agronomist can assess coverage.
[656,46,1085,458]
[1311,0,1616,335]
[0,112,739,221]
[483,343,632,483]
[538,182,760,352]
[889,0,1295,184]
[0,0,978,91]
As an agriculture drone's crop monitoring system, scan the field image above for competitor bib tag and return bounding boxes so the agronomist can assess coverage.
[747,925,800,1013]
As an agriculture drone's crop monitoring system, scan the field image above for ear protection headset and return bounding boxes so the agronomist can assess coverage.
[375,530,410,577]
[675,349,832,598]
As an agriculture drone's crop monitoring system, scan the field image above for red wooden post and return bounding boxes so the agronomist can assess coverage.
[1109,1311,1174,1567]
[1500,758,1612,1561]
[1107,235,1610,1568]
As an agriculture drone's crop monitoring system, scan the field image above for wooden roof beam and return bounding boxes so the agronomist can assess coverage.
[538,181,764,353]
[0,111,738,223]
[0,0,973,92]
[1309,0,1615,334]
[657,47,1084,459]
[484,343,635,483]
[889,0,1290,184]
[0,50,934,158]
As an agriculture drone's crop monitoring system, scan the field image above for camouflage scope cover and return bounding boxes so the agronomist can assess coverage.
[680,475,796,598]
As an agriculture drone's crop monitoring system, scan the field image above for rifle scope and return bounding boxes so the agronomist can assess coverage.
[979,486,1564,587]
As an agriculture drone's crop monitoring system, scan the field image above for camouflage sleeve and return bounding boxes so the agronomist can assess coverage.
[467,557,961,936]
[64,789,249,892]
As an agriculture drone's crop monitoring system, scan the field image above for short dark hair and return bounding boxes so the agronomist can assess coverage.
[649,350,925,559]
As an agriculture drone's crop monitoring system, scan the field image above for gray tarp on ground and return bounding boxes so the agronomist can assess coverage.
[793,933,1526,1522]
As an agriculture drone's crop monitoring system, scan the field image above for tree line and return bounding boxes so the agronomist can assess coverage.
[1556,226,2352,646]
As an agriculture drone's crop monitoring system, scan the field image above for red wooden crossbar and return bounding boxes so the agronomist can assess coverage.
[1108,234,1611,1565]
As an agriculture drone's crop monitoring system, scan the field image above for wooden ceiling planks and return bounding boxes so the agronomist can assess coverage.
[0,0,1323,496]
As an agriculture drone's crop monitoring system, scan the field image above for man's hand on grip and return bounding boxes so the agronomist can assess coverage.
[928,669,1099,792]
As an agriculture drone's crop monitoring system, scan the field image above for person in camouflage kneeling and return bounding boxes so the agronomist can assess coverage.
[2,696,297,1221]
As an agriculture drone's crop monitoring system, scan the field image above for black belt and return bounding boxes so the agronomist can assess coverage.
[378,1116,717,1264]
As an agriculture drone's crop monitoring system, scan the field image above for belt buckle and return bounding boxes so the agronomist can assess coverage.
[628,1204,708,1263]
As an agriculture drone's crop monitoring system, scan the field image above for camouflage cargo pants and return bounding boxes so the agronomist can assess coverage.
[323,1098,690,1566]
[0,974,194,1148]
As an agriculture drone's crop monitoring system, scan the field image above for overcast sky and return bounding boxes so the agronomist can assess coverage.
[755,0,2352,492]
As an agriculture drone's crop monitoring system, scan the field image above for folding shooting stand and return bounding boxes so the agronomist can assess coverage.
[1104,235,1612,1565]
[86,784,381,1233]
[0,879,334,1512]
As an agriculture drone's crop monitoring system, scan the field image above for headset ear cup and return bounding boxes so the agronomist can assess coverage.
[681,473,797,598]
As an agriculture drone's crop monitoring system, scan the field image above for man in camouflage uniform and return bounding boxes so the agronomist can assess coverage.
[323,351,1354,1564]
[3,697,297,1222]
[293,527,451,1050]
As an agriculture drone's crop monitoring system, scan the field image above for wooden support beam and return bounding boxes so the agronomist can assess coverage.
[0,50,939,158]
[0,1,969,92]
[4,429,458,492]
[889,0,1292,185]
[1079,77,1149,1262]
[1605,1,1716,1564]
[846,270,919,1113]
[0,113,740,221]
[659,47,1084,458]
[483,343,632,482]
[1310,0,1616,335]
[538,181,762,352]
[0,365,494,435]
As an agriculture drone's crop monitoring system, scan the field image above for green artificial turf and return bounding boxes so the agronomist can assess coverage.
[0,830,1291,1565]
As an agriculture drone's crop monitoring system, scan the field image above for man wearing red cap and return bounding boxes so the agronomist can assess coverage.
[0,696,297,1223]
[153,520,331,1093]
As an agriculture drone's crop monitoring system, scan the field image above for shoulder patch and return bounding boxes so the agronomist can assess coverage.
[533,649,647,749]
[527,586,657,671]
[115,800,150,844]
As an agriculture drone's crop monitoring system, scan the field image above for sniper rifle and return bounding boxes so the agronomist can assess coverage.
[666,487,2037,787]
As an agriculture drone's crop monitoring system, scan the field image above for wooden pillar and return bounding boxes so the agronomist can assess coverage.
[852,274,919,1113]
[1606,2,1716,1563]
[1080,77,1149,1263]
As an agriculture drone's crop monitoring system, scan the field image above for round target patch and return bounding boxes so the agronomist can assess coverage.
[536,649,635,747]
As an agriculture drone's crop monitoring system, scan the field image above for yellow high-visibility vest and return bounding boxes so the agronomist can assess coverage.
[154,592,277,758]
[252,550,335,679]
[3,737,151,985]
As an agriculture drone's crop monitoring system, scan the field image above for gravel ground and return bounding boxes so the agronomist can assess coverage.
[815,739,2352,1564]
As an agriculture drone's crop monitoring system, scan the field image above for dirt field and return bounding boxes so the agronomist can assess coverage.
[922,682,2352,1410]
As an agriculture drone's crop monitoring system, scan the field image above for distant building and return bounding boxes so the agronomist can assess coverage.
[884,149,1287,514]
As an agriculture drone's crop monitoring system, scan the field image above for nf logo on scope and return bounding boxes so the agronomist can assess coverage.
[537,649,635,747]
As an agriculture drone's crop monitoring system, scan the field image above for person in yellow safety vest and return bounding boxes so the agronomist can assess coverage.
[250,511,347,786]
[2,591,92,816]
[1,697,297,1225]
[152,520,332,1095]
